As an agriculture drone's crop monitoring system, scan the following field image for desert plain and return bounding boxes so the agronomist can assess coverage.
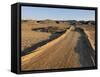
[21,20,95,71]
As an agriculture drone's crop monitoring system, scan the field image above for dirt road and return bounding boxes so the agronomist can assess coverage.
[21,27,95,71]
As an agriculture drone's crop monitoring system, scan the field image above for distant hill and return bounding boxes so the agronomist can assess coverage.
[22,19,95,26]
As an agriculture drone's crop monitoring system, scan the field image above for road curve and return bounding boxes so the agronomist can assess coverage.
[21,27,95,71]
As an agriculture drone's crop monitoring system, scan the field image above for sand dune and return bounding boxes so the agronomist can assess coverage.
[21,27,95,71]
[21,30,51,51]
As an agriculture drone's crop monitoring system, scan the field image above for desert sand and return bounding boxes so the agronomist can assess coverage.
[21,26,95,71]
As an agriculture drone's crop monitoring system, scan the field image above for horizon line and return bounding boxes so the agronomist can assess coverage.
[21,19,95,21]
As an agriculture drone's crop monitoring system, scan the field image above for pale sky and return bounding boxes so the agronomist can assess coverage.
[21,6,95,21]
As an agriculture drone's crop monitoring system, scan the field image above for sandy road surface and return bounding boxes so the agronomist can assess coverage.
[21,28,95,71]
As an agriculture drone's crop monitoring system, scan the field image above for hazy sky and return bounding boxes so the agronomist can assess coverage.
[21,6,95,21]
